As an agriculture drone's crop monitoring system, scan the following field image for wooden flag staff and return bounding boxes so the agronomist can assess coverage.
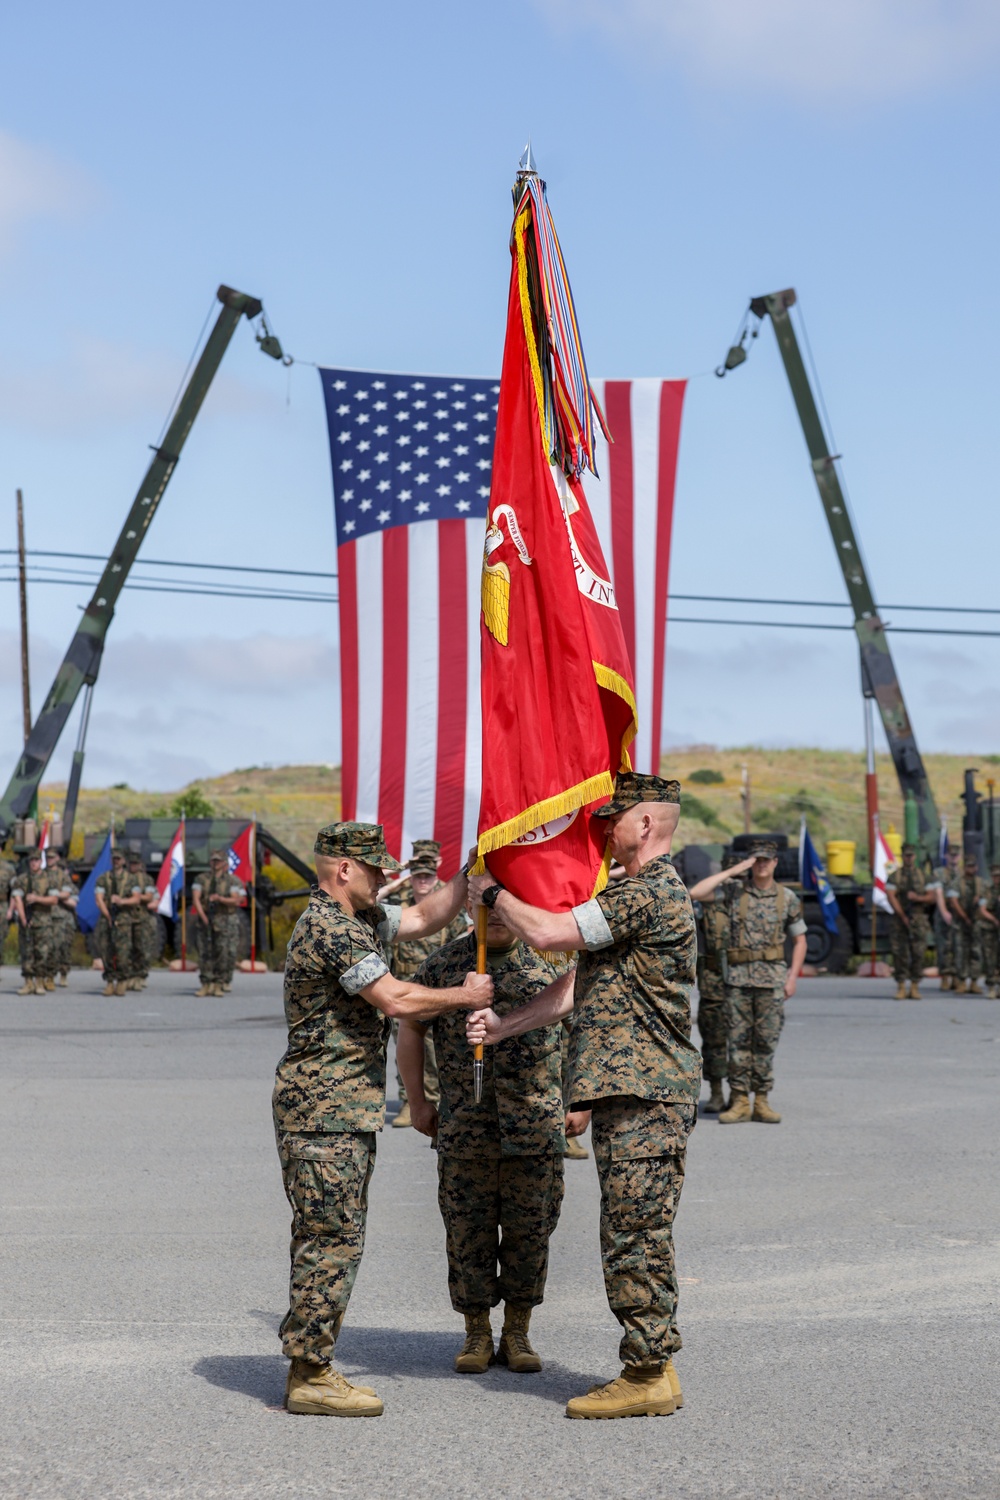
[474,904,487,1103]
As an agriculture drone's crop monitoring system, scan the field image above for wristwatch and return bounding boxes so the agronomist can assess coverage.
[482,884,504,909]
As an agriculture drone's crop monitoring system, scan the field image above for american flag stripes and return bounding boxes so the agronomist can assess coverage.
[321,367,686,876]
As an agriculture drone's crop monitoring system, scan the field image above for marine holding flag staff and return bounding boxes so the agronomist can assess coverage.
[468,772,698,1422]
[272,822,491,1419]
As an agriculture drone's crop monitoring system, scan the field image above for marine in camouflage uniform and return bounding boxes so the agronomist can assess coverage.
[192,851,244,996]
[690,839,808,1124]
[885,844,934,1000]
[469,771,700,1420]
[12,853,62,993]
[273,821,484,1417]
[44,853,78,984]
[124,850,157,990]
[95,852,145,995]
[949,855,987,994]
[979,865,1000,999]
[401,921,564,1372]
[695,891,730,1111]
[385,839,470,1123]
[931,847,960,990]
[0,856,15,987]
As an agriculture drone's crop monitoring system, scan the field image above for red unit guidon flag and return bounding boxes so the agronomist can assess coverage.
[320,370,685,876]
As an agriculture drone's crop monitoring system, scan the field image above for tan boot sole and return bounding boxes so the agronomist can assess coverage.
[286,1395,383,1417]
[566,1397,675,1420]
[496,1344,541,1373]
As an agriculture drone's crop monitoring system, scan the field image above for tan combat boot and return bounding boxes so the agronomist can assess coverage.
[392,1102,412,1129]
[664,1358,683,1408]
[195,984,211,997]
[43,977,55,991]
[102,982,116,997]
[752,1093,782,1123]
[222,982,233,992]
[940,975,953,991]
[114,981,127,997]
[719,1091,751,1124]
[284,1358,383,1417]
[702,1080,726,1114]
[955,979,969,994]
[34,979,48,994]
[17,980,35,995]
[968,980,983,995]
[454,1310,494,1373]
[57,973,68,987]
[908,982,921,1000]
[894,982,907,1000]
[564,1135,589,1159]
[497,1304,541,1373]
[566,1364,676,1420]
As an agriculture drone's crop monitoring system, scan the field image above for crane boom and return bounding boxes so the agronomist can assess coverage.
[0,284,279,841]
[723,287,940,859]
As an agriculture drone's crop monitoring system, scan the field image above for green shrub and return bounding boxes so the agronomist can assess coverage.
[688,768,724,785]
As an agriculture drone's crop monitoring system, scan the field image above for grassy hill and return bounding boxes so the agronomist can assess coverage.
[37,746,995,882]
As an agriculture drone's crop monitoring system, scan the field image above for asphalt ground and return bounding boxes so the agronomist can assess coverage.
[1,968,997,1500]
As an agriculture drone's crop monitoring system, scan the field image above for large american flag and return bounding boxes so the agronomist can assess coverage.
[321,368,686,876]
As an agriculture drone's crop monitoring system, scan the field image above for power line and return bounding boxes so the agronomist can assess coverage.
[0,548,337,581]
[667,615,1000,639]
[0,572,336,606]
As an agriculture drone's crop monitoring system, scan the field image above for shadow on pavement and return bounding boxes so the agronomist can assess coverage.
[195,1328,596,1409]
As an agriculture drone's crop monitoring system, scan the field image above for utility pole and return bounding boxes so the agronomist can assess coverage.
[16,490,31,743]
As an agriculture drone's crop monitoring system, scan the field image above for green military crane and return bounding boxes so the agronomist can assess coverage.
[718,287,941,861]
[0,285,285,847]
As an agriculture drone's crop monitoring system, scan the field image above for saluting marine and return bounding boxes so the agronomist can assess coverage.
[690,839,808,1125]
[398,901,566,1376]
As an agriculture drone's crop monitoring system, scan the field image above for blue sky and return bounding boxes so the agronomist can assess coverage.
[3,0,1000,790]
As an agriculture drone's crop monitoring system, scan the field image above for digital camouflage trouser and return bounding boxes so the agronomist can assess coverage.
[277,1130,375,1364]
[890,913,929,984]
[98,913,143,981]
[696,962,728,1082]
[591,1096,693,1369]
[727,984,785,1095]
[981,925,999,987]
[437,1148,564,1312]
[953,920,983,981]
[53,907,76,974]
[392,1018,440,1106]
[198,916,237,986]
[934,911,956,980]
[21,916,59,981]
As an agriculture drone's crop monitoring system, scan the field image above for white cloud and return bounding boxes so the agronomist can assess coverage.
[0,332,279,434]
[536,0,1000,102]
[0,130,94,258]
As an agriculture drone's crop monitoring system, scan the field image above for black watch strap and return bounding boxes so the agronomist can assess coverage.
[482,884,504,909]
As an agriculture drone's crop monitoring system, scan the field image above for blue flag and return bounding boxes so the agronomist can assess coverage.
[76,833,112,934]
[799,821,840,934]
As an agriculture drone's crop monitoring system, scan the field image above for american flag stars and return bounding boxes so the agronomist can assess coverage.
[322,368,499,541]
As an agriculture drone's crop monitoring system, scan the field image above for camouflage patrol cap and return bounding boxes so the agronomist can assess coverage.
[126,840,143,860]
[747,839,779,859]
[314,821,403,872]
[209,848,226,862]
[409,839,441,873]
[27,848,42,861]
[591,771,681,818]
[901,842,917,855]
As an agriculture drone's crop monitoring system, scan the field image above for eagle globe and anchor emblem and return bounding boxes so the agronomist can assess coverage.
[480,475,620,849]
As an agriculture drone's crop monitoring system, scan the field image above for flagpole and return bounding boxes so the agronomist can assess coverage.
[864,687,878,975]
[250,812,257,972]
[180,812,188,971]
[473,905,487,1104]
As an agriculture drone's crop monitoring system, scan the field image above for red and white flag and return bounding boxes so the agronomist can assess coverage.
[228,822,255,885]
[156,823,185,918]
[872,817,898,913]
[321,376,685,873]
